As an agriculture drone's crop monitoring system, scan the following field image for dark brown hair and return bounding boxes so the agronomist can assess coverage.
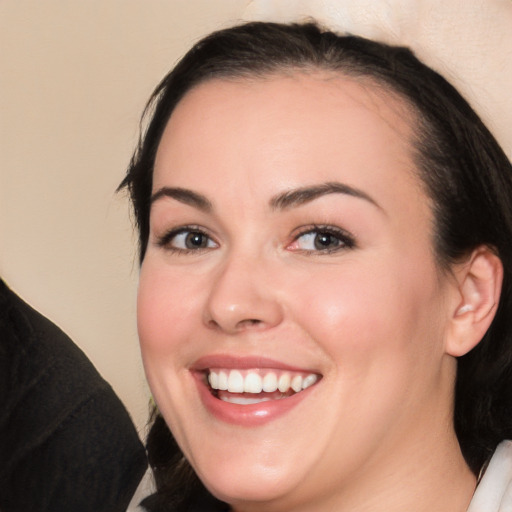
[119,22,512,511]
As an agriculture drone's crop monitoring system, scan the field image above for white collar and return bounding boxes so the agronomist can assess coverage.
[467,441,512,512]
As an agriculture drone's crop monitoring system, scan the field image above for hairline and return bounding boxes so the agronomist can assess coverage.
[153,64,447,268]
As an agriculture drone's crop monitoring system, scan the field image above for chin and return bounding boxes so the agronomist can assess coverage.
[201,467,300,510]
[183,433,311,507]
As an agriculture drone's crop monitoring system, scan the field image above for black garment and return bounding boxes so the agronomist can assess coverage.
[0,280,147,512]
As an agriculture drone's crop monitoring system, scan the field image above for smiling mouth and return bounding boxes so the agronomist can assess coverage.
[206,368,321,405]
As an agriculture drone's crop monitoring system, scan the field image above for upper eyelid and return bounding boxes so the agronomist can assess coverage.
[292,224,355,239]
[153,222,356,250]
[157,224,212,236]
[155,225,216,247]
[289,225,357,250]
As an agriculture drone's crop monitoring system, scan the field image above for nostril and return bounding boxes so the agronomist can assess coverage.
[236,318,263,329]
[207,319,220,330]
[206,318,261,330]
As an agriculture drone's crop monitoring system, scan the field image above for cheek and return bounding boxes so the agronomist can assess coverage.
[137,268,173,357]
[284,254,445,369]
[137,259,202,355]
[136,260,205,426]
[136,260,206,413]
[286,257,450,441]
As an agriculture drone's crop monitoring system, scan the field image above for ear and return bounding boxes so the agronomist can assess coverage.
[446,246,503,357]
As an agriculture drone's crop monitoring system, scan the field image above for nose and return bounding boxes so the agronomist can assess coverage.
[203,254,284,334]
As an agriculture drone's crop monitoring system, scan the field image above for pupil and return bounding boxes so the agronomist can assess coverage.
[186,232,206,248]
[314,233,338,250]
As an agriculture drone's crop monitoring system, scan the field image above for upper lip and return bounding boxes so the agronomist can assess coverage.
[191,354,320,374]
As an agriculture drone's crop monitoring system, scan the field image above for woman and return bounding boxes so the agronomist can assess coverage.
[120,21,512,512]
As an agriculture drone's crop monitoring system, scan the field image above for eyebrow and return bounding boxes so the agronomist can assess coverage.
[150,187,213,212]
[150,181,382,214]
[270,181,382,211]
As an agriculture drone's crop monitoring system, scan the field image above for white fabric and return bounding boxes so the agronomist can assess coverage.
[467,441,512,512]
[243,0,512,162]
[126,468,155,512]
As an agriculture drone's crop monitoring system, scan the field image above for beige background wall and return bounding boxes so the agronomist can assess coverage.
[0,0,248,433]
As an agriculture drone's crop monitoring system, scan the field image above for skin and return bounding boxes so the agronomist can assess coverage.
[137,73,479,511]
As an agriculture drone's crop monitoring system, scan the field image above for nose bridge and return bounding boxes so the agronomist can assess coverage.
[203,247,283,333]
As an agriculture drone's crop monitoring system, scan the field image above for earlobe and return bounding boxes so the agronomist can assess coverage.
[446,246,503,357]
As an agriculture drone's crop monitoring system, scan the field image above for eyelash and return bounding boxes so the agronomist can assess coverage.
[156,224,356,255]
[156,225,217,254]
[289,224,356,254]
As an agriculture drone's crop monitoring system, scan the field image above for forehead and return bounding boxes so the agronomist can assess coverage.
[153,72,421,200]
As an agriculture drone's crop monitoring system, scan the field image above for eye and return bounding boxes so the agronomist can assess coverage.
[288,226,355,253]
[157,226,217,253]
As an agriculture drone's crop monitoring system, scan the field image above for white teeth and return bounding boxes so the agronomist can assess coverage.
[218,371,228,391]
[302,373,318,389]
[278,373,291,392]
[227,370,244,393]
[208,369,320,395]
[262,372,278,392]
[220,395,273,405]
[291,375,303,393]
[208,371,218,389]
[244,373,263,393]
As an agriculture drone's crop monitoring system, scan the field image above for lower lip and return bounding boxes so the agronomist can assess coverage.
[193,373,314,426]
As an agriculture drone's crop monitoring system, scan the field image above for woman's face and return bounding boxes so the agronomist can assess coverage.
[138,73,461,510]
